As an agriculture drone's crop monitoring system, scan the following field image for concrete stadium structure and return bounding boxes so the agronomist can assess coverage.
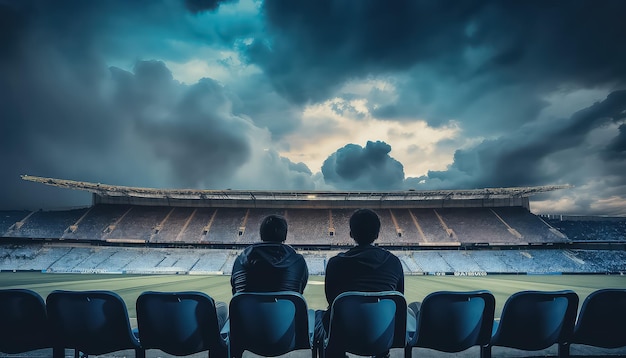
[1,175,625,275]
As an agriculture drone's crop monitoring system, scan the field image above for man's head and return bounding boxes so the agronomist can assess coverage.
[349,208,380,245]
[260,214,288,242]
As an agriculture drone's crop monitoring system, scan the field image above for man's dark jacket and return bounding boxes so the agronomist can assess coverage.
[231,242,308,294]
[322,244,404,325]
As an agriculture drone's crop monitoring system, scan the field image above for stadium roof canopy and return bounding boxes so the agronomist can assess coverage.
[22,175,571,209]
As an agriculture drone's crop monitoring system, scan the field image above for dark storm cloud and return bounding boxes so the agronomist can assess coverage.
[424,90,626,189]
[321,141,405,190]
[0,1,130,209]
[230,73,303,140]
[603,124,626,160]
[2,0,625,216]
[233,149,316,191]
[0,1,310,209]
[184,0,236,14]
[111,61,254,188]
[251,0,626,133]
[250,0,483,104]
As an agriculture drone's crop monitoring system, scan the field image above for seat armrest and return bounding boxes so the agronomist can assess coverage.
[220,319,230,340]
[406,309,417,344]
[307,309,315,344]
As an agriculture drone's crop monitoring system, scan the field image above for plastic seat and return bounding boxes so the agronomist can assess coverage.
[481,290,578,358]
[560,289,626,357]
[228,291,314,358]
[321,291,408,358]
[0,289,56,355]
[46,290,145,358]
[405,290,495,357]
[136,291,228,357]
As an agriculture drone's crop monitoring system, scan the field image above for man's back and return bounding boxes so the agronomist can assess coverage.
[231,242,308,294]
[324,244,404,305]
[314,209,405,353]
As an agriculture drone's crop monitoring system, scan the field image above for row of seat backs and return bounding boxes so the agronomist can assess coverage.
[0,289,305,358]
[0,288,625,357]
[411,289,626,358]
[0,289,144,357]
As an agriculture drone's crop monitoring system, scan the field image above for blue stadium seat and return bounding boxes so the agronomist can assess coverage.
[136,291,228,357]
[0,289,59,356]
[405,290,495,357]
[46,290,144,358]
[227,291,314,358]
[320,291,408,358]
[481,290,578,358]
[560,288,626,357]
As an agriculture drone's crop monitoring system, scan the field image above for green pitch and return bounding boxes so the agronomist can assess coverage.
[1,272,625,317]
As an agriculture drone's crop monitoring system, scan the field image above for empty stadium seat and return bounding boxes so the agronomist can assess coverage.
[227,291,314,358]
[46,290,144,358]
[481,290,578,358]
[405,290,495,357]
[0,289,58,356]
[320,291,408,358]
[560,288,626,357]
[136,291,228,357]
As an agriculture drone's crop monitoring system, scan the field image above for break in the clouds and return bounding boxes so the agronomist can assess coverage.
[1,0,625,216]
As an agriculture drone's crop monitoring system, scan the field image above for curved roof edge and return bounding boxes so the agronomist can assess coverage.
[21,175,572,202]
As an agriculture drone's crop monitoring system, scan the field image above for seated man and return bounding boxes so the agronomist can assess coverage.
[231,214,308,294]
[315,208,409,357]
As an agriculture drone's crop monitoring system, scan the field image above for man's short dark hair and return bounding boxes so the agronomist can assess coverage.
[260,215,288,242]
[349,209,380,245]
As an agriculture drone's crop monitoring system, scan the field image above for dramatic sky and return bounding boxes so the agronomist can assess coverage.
[1,0,625,215]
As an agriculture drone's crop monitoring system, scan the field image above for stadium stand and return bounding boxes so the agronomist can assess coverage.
[60,204,130,241]
[373,208,399,244]
[303,253,328,275]
[154,250,200,272]
[437,208,518,244]
[148,206,196,243]
[8,208,88,239]
[410,252,453,273]
[218,251,239,275]
[493,207,562,242]
[440,251,484,272]
[286,209,333,245]
[103,206,171,243]
[465,250,514,273]
[544,216,626,241]
[2,244,626,274]
[3,177,626,356]
[2,176,625,276]
[0,211,30,234]
[410,209,452,243]
[389,209,424,245]
[205,208,247,244]
[575,250,626,273]
[69,247,122,273]
[398,254,421,274]
[180,207,217,243]
[189,251,230,274]
[2,205,587,247]
[95,248,143,272]
[329,209,354,245]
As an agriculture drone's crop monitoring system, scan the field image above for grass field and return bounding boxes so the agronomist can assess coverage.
[1,272,625,318]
